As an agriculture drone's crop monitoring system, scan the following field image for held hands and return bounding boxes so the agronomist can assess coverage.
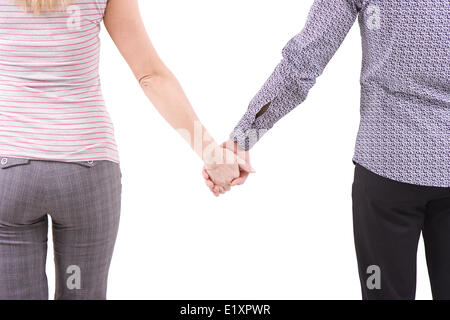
[202,139,254,196]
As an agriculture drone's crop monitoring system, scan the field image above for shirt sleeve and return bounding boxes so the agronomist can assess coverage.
[230,0,362,150]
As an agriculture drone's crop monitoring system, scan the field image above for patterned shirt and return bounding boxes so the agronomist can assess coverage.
[0,0,119,163]
[230,0,449,187]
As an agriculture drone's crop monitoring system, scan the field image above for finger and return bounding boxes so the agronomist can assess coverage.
[202,168,211,180]
[210,185,220,196]
[239,169,250,180]
[206,184,219,196]
[231,170,250,186]
[205,179,215,190]
[238,161,255,173]
[203,170,216,186]
[204,176,214,185]
[231,177,245,186]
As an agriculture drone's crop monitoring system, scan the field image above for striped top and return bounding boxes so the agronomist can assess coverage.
[0,0,120,163]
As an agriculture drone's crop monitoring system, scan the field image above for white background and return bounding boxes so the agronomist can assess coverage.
[45,0,432,300]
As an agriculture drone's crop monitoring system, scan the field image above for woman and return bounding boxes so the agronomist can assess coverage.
[205,0,450,299]
[0,0,242,300]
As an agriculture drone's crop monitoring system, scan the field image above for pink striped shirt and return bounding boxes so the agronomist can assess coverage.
[0,0,120,163]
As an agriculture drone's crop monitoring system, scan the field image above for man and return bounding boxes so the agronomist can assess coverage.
[203,0,450,300]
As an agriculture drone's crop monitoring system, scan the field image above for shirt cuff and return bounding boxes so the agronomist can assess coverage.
[229,58,309,150]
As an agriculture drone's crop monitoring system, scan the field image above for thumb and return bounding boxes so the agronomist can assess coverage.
[238,160,255,173]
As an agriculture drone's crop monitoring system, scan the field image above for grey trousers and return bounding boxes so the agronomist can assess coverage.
[0,156,122,300]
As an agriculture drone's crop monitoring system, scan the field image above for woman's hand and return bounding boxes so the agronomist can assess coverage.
[203,146,239,196]
[203,140,254,196]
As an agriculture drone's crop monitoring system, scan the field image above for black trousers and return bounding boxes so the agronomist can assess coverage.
[352,162,450,300]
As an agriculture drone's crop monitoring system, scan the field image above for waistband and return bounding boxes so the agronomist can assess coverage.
[0,156,100,169]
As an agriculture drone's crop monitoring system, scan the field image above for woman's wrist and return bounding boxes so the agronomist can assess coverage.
[201,140,221,167]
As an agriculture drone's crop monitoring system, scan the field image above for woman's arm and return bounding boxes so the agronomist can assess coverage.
[103,0,239,189]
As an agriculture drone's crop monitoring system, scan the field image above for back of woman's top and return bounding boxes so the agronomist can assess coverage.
[0,0,119,163]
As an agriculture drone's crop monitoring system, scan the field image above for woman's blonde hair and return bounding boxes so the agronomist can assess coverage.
[15,0,72,14]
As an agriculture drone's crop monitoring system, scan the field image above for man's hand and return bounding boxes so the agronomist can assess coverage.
[202,139,254,196]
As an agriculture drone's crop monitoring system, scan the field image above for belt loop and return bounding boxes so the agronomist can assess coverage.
[0,157,31,169]
[74,160,98,168]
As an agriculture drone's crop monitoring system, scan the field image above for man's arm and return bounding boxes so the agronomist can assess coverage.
[230,0,363,150]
